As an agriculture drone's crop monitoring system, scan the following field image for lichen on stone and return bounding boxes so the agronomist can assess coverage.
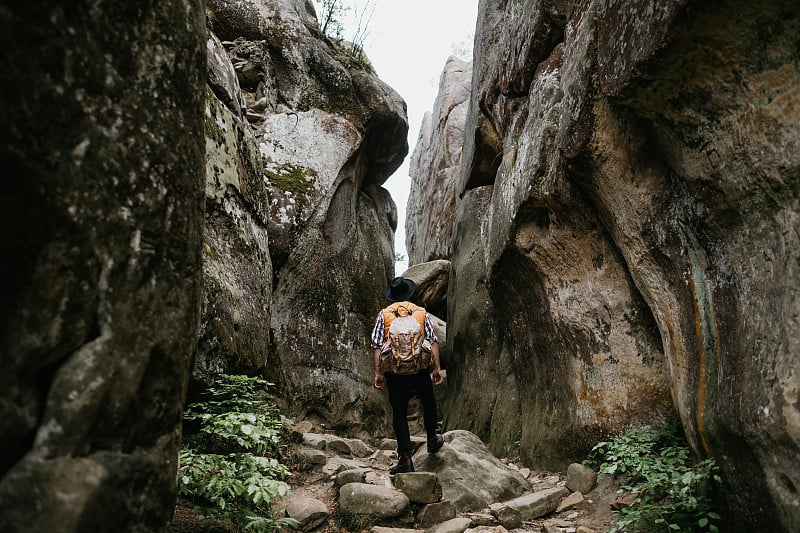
[263,159,318,213]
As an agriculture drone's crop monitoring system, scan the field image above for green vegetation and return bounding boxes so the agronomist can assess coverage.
[179,375,298,532]
[587,419,721,533]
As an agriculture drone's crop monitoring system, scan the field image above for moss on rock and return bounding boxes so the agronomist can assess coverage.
[264,160,319,212]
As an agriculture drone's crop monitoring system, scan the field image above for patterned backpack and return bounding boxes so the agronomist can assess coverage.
[380,301,432,374]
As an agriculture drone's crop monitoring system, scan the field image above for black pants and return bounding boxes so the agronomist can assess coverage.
[384,369,438,453]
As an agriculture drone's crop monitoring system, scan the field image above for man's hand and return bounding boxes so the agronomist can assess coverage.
[432,368,443,386]
[373,373,385,389]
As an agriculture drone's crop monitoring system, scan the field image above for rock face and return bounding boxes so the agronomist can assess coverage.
[409,0,800,530]
[0,2,206,532]
[200,0,408,431]
[407,57,472,265]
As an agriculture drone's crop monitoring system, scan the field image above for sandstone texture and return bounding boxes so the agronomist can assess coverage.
[200,0,408,431]
[408,1,800,530]
[407,57,472,266]
[0,1,206,531]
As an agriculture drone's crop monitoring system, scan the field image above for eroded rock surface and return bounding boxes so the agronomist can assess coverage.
[0,2,206,530]
[409,0,800,530]
[200,0,409,432]
[407,57,472,266]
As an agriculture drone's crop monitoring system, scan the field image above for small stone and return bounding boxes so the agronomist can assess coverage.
[370,449,397,468]
[519,468,531,479]
[295,447,327,470]
[303,432,328,450]
[488,502,522,529]
[245,110,263,122]
[291,420,314,437]
[284,497,329,531]
[416,500,456,527]
[348,438,377,458]
[465,526,508,533]
[610,492,636,510]
[556,491,584,513]
[327,436,375,458]
[380,438,398,450]
[339,482,410,518]
[335,468,369,487]
[565,464,597,494]
[394,472,442,504]
[323,457,366,477]
[576,527,597,533]
[463,512,497,526]
[503,487,569,519]
[251,97,268,112]
[371,528,421,533]
[426,517,473,533]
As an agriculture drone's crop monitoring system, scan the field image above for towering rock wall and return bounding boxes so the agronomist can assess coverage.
[407,57,472,265]
[202,0,408,432]
[409,1,800,530]
[0,1,206,531]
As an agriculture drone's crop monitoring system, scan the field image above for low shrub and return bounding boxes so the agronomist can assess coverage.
[179,375,298,532]
[587,419,721,532]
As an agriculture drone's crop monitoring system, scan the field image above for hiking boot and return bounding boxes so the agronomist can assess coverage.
[389,451,414,475]
[427,433,444,454]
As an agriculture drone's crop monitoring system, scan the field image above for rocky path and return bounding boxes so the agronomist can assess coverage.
[281,425,618,533]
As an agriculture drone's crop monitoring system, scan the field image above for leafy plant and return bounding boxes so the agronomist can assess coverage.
[587,419,721,532]
[179,375,297,532]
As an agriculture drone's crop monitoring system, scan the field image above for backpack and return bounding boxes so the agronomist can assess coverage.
[380,301,432,375]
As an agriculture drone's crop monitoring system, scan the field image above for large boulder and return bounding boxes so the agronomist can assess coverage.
[413,430,530,512]
[200,0,409,432]
[402,259,450,319]
[413,0,800,530]
[0,1,206,531]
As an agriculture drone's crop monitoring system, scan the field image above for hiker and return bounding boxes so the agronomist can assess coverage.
[370,276,445,475]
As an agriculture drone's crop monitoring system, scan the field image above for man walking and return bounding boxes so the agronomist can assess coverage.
[371,276,444,475]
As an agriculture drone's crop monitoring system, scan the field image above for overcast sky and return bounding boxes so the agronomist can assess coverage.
[315,1,479,272]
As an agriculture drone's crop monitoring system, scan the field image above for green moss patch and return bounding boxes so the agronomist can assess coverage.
[264,160,319,212]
